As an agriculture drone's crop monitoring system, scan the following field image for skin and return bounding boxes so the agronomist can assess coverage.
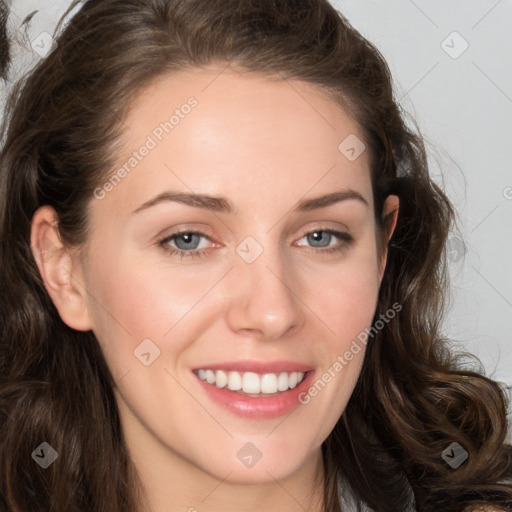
[31,66,399,512]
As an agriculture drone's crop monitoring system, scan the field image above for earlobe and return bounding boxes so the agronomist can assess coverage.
[30,205,93,331]
[378,194,400,282]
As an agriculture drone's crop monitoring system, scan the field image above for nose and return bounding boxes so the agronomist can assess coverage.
[225,248,304,341]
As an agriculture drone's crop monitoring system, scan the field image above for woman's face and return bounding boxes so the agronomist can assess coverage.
[43,67,397,485]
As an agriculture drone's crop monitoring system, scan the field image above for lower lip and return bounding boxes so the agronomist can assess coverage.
[194,371,315,419]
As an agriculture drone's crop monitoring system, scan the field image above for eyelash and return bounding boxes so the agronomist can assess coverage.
[157,228,354,260]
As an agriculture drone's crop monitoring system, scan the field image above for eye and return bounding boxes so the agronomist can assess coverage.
[295,229,354,254]
[158,230,214,259]
[157,227,354,260]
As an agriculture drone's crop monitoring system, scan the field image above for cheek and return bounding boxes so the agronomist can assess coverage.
[302,244,380,407]
[310,247,381,342]
[82,252,229,380]
[321,268,378,322]
[91,245,230,322]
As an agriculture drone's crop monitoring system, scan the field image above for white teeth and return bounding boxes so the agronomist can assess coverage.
[277,372,289,391]
[215,370,227,389]
[242,372,260,393]
[260,373,277,394]
[196,369,307,394]
[227,371,242,391]
[205,369,215,384]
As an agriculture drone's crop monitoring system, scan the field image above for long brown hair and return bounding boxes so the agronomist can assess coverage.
[1,1,511,511]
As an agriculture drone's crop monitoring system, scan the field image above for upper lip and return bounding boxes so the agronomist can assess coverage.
[192,360,314,374]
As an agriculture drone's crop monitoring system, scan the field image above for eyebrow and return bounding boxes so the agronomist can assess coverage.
[131,189,368,215]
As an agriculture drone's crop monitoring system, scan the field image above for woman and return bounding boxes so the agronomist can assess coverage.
[1,0,511,511]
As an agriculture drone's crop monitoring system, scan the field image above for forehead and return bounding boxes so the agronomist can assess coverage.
[95,66,372,218]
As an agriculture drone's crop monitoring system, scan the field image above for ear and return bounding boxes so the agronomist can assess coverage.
[30,205,93,331]
[378,194,399,282]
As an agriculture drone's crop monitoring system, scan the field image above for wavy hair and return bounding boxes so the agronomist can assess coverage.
[1,1,511,511]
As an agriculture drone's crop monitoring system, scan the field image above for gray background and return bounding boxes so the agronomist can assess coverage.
[2,1,511,433]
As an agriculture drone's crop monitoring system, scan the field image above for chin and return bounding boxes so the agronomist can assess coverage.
[193,436,318,485]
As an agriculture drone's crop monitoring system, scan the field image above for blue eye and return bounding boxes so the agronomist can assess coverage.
[171,232,203,250]
[157,228,353,259]
[306,231,336,248]
[296,229,354,253]
[158,230,212,259]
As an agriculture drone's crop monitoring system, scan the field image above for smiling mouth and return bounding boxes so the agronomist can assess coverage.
[194,369,307,396]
